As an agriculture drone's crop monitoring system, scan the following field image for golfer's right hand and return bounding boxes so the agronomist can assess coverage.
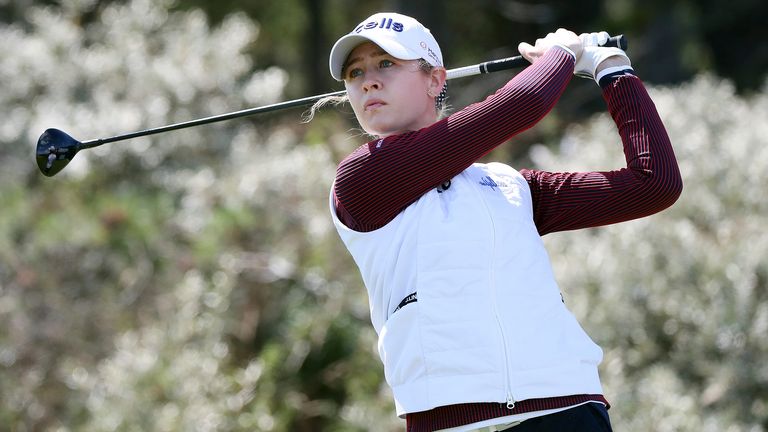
[574,31,631,82]
[518,28,582,64]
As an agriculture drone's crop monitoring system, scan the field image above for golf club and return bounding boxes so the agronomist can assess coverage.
[36,35,626,177]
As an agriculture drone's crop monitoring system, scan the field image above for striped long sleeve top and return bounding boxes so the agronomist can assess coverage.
[332,48,682,235]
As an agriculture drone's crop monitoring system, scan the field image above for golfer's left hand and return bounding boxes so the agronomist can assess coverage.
[518,28,583,63]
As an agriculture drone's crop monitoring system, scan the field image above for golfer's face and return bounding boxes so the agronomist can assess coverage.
[343,42,436,137]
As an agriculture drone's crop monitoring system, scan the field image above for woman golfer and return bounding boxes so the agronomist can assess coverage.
[324,12,682,432]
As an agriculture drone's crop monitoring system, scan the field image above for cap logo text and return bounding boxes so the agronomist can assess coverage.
[355,17,404,33]
[424,45,440,65]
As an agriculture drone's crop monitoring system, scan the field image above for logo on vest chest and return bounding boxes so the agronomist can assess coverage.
[478,175,522,204]
[479,175,507,191]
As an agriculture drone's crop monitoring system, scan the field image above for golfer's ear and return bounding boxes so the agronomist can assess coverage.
[429,67,447,96]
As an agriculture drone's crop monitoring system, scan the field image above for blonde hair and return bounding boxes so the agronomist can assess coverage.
[303,59,449,123]
[302,93,350,123]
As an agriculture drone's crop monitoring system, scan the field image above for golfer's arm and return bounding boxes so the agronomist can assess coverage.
[524,75,683,235]
[334,48,574,232]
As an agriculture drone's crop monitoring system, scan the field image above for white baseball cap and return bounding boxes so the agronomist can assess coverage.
[329,12,443,81]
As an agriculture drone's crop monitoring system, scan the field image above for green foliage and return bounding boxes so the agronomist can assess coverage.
[1,0,767,431]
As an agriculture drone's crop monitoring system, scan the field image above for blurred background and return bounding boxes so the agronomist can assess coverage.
[1,0,767,431]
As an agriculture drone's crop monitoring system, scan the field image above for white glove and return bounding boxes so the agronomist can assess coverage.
[574,32,631,83]
[518,28,582,63]
[580,31,610,48]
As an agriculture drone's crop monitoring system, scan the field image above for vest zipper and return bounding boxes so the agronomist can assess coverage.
[506,393,516,410]
[471,173,517,409]
[493,294,516,410]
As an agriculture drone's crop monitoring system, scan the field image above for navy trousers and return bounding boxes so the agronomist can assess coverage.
[502,403,613,431]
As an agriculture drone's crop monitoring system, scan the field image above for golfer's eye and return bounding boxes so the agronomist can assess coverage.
[379,59,394,69]
[346,68,363,80]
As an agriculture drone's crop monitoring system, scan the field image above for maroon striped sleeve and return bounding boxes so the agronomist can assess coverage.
[333,47,575,232]
[522,75,683,235]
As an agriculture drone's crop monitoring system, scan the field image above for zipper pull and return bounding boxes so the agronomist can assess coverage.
[506,393,516,410]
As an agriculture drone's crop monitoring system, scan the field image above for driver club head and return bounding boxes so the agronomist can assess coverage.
[36,128,81,177]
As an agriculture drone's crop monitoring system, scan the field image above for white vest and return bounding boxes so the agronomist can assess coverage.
[330,162,604,416]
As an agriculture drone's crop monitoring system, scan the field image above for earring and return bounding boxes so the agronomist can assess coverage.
[435,83,448,110]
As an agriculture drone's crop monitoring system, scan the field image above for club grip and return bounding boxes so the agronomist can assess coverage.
[446,34,627,80]
[609,34,627,50]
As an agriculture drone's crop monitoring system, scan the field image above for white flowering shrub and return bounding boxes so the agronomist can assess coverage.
[0,0,392,430]
[537,75,768,431]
